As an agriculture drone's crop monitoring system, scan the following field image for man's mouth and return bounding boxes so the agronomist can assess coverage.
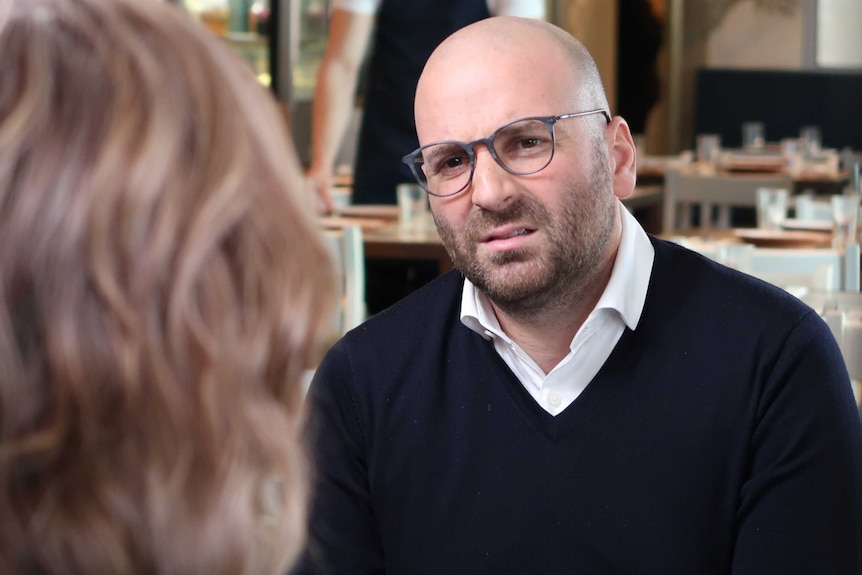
[483,227,535,242]
[500,228,531,239]
[477,226,538,254]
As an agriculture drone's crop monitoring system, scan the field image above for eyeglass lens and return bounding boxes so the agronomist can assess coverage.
[418,118,554,197]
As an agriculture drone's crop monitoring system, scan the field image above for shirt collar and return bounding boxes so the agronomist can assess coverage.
[460,201,655,338]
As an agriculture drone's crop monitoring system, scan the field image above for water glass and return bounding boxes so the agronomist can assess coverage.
[330,187,352,211]
[780,138,803,173]
[756,187,789,230]
[742,122,765,150]
[397,183,429,231]
[832,193,861,248]
[696,134,722,168]
[800,125,822,159]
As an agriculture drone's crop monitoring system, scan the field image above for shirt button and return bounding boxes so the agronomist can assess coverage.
[548,392,561,407]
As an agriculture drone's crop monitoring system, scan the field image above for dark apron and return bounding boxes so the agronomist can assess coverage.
[351,0,490,205]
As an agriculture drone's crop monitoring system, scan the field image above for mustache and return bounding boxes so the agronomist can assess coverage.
[463,198,549,241]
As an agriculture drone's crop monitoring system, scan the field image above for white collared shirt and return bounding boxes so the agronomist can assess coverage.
[460,203,655,416]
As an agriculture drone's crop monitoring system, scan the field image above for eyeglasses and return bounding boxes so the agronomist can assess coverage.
[401,109,610,197]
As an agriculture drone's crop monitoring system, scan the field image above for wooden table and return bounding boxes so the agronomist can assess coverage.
[363,220,454,274]
[321,210,453,275]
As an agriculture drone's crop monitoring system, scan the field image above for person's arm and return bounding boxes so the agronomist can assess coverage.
[307,8,374,214]
[488,0,546,19]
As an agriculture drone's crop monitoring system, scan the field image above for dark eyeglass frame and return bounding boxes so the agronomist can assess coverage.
[401,109,611,197]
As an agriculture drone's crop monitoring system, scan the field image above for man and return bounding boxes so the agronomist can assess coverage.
[298,17,862,574]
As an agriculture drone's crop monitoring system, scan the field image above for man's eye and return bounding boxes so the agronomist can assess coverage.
[518,137,542,150]
[500,132,550,158]
[443,156,466,169]
[427,146,470,176]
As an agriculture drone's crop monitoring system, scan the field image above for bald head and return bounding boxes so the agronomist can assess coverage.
[415,17,609,141]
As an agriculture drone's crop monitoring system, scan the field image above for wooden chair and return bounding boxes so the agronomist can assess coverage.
[662,168,794,233]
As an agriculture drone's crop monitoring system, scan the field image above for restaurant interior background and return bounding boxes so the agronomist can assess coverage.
[179,0,862,168]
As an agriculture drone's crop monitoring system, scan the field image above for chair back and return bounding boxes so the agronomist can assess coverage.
[662,169,793,233]
[845,243,861,293]
[794,194,861,293]
[321,225,366,337]
[749,248,842,293]
[803,292,862,386]
[794,195,833,221]
[302,225,366,396]
[674,238,841,293]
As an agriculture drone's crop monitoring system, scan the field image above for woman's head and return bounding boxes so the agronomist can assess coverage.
[0,0,333,572]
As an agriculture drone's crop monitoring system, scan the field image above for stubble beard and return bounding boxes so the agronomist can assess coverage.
[435,147,617,319]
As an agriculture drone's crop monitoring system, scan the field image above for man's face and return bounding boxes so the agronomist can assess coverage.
[416,37,621,313]
[432,129,617,312]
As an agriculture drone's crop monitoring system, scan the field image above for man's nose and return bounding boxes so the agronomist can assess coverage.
[468,145,514,210]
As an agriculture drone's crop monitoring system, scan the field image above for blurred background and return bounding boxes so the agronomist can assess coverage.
[176,0,862,166]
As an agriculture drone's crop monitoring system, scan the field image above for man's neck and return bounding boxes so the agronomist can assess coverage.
[490,254,615,374]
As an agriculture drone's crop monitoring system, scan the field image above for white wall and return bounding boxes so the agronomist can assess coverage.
[706,1,804,69]
[705,0,862,70]
[817,0,862,68]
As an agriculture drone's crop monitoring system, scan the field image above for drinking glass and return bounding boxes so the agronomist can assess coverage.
[780,138,803,173]
[756,188,789,230]
[742,122,765,150]
[800,126,822,159]
[832,193,861,248]
[696,134,722,172]
[397,183,429,231]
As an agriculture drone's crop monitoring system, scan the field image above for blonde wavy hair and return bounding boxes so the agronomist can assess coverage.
[0,0,334,573]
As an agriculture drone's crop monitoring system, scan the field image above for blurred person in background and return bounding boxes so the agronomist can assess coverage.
[0,0,334,573]
[307,0,546,212]
[616,0,664,138]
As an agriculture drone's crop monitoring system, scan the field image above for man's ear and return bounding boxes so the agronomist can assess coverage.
[607,116,637,200]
